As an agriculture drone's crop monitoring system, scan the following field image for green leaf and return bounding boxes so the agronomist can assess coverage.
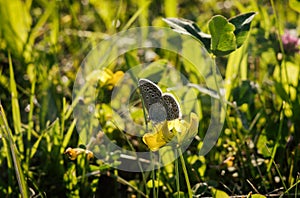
[9,54,22,135]
[138,59,168,80]
[257,133,271,157]
[225,44,248,100]
[211,187,230,198]
[159,146,175,174]
[163,18,211,51]
[229,12,256,48]
[289,0,300,13]
[232,80,258,106]
[61,119,77,154]
[0,0,32,57]
[274,82,290,102]
[164,13,256,57]
[208,15,236,56]
[0,104,29,197]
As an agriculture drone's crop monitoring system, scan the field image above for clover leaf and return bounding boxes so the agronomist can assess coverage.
[163,12,256,56]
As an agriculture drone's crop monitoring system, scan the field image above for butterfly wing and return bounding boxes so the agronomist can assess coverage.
[162,93,181,120]
[139,78,181,122]
[138,79,162,111]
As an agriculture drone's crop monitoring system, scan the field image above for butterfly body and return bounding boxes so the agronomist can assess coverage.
[138,79,181,123]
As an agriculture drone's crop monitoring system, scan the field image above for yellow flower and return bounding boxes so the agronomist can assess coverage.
[176,112,199,144]
[64,147,94,161]
[107,70,124,89]
[142,113,199,151]
[99,69,124,89]
[142,120,175,151]
[85,69,124,90]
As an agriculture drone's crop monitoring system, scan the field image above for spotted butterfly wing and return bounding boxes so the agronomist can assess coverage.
[138,79,162,111]
[162,93,181,120]
[138,78,181,122]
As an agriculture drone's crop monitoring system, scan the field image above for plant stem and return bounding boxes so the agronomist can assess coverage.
[175,149,180,197]
[178,147,192,198]
[151,152,157,198]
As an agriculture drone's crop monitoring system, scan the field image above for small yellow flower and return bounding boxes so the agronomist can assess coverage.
[64,147,94,161]
[142,121,175,151]
[85,150,94,161]
[222,156,235,167]
[107,70,124,89]
[98,69,124,89]
[142,113,199,151]
[85,69,124,90]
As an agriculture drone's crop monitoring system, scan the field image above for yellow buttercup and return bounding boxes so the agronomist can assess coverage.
[64,147,94,161]
[142,120,174,151]
[142,113,199,151]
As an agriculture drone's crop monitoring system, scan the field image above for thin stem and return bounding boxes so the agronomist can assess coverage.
[151,152,157,198]
[267,102,286,192]
[26,67,36,172]
[279,173,300,197]
[175,149,180,197]
[178,147,192,198]
[156,158,161,198]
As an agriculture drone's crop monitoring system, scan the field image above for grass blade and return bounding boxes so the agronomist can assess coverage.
[0,104,29,198]
[8,53,23,152]
[121,0,151,31]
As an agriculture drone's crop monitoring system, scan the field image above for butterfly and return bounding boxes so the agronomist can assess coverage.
[138,78,181,123]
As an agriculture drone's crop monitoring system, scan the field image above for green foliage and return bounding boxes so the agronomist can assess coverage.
[163,12,256,56]
[289,0,300,13]
[0,0,300,197]
[209,15,236,56]
[211,187,230,198]
[0,0,31,57]
[0,104,29,197]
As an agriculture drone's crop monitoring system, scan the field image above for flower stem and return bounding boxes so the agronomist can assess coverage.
[175,149,180,197]
[178,147,192,198]
[151,151,157,198]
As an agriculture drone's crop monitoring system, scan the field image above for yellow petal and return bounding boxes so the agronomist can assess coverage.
[86,150,94,161]
[64,147,94,161]
[142,121,174,151]
[99,68,114,85]
[222,156,235,167]
[177,113,199,144]
[168,119,189,133]
[64,147,85,160]
[107,71,124,86]
[142,113,199,151]
[142,131,167,151]
[187,112,199,138]
[161,121,175,142]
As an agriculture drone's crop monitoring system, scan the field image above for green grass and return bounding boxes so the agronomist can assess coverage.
[0,0,300,197]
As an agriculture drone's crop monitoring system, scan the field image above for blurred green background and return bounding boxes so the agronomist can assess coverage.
[0,0,299,197]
